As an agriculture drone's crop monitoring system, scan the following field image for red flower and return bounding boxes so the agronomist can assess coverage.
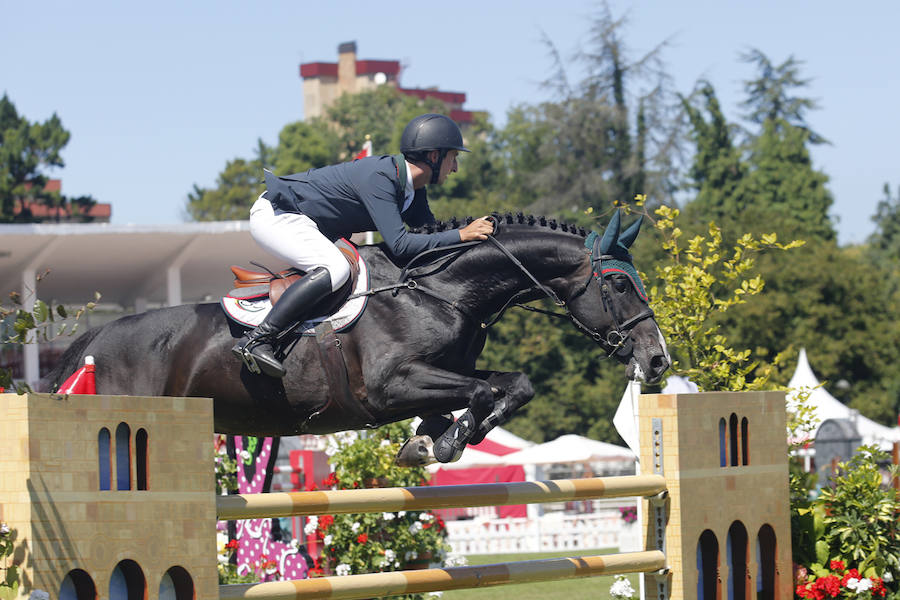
[322,473,339,488]
[828,560,845,573]
[225,539,239,550]
[319,515,334,531]
[357,533,368,544]
[840,568,860,587]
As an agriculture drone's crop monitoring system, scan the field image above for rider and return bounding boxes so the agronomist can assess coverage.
[233,113,495,378]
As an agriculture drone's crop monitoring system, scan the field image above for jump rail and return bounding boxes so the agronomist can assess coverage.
[219,550,667,600]
[216,474,667,520]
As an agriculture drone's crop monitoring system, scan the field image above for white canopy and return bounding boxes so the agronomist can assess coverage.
[788,348,900,450]
[501,434,636,466]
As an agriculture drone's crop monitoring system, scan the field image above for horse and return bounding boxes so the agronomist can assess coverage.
[45,211,669,465]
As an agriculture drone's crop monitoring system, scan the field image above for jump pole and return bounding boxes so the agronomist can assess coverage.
[216,474,667,520]
[220,550,666,600]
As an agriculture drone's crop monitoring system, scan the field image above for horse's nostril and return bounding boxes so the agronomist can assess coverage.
[651,354,669,372]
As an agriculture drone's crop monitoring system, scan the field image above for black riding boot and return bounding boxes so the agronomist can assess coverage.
[231,267,333,378]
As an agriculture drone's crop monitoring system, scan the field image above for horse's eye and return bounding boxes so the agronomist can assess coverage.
[612,276,629,293]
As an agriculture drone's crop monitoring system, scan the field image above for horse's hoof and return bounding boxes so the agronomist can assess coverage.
[395,435,437,467]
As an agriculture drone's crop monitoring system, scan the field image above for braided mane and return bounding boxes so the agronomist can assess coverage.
[411,212,590,238]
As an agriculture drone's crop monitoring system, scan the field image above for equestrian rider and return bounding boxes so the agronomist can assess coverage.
[233,113,495,378]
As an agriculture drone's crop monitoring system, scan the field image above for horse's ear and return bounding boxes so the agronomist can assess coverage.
[619,215,643,249]
[599,210,621,254]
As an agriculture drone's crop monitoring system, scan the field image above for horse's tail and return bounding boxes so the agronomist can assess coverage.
[40,326,104,392]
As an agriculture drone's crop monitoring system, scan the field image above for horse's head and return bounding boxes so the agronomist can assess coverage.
[563,211,670,384]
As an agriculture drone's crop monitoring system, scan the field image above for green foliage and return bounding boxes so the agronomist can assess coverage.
[0,93,97,223]
[271,119,340,176]
[1,287,99,392]
[648,204,802,391]
[187,155,268,222]
[0,523,19,600]
[739,49,827,145]
[793,447,900,596]
[311,422,453,596]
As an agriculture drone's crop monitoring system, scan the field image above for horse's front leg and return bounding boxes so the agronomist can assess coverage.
[384,361,495,464]
[467,371,534,445]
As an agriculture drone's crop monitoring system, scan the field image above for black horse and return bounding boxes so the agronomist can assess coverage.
[46,211,669,464]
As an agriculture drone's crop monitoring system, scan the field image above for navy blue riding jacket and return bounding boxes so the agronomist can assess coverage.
[263,154,460,260]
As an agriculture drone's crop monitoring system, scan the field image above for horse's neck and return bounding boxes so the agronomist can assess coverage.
[440,230,587,318]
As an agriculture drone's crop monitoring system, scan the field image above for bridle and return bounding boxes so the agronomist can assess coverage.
[478,225,656,359]
[346,218,656,359]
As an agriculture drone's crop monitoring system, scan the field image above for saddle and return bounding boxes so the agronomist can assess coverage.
[230,239,361,306]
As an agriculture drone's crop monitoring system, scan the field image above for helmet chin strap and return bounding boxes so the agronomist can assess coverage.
[424,149,448,184]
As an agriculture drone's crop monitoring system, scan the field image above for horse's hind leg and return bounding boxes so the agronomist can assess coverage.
[468,371,534,445]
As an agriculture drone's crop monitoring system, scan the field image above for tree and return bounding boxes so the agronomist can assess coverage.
[739,49,828,145]
[0,94,90,223]
[506,3,682,217]
[185,158,266,221]
[735,117,835,242]
[680,82,746,226]
[868,183,900,262]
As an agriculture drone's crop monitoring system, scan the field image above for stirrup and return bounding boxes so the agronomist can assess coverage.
[236,345,263,375]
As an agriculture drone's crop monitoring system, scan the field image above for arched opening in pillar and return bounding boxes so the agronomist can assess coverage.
[756,524,778,600]
[719,417,727,467]
[136,428,149,490]
[59,568,97,600]
[729,413,739,466]
[115,422,131,491]
[98,427,111,491]
[727,520,750,600]
[109,559,146,599]
[741,417,750,465]
[697,529,721,600]
[159,565,195,600]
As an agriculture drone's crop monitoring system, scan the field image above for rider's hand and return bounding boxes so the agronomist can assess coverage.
[459,217,494,242]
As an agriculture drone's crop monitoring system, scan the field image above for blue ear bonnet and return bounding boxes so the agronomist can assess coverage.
[584,211,649,302]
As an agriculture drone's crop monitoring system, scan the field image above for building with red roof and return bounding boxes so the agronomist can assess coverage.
[299,41,479,125]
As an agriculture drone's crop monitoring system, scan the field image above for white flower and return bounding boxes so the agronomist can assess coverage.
[29,592,50,600]
[323,534,333,546]
[217,552,229,565]
[409,521,423,534]
[239,450,251,461]
[336,563,351,576]
[304,516,318,535]
[290,538,299,549]
[397,511,406,518]
[883,571,894,583]
[384,549,396,563]
[380,439,391,447]
[351,521,361,532]
[610,574,635,599]
[382,512,395,521]
[427,592,443,598]
[419,512,434,521]
[846,577,873,592]
[216,532,228,553]
[0,523,9,535]
[444,554,468,567]
[405,551,418,561]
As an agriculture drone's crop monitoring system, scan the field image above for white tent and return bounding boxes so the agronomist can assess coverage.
[788,348,900,450]
[501,434,636,466]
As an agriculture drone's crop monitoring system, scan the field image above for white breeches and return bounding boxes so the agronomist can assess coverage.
[249,196,351,292]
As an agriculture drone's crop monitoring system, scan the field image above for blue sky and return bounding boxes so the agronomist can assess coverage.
[2,1,897,245]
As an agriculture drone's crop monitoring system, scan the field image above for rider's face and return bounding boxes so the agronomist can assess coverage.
[434,150,459,184]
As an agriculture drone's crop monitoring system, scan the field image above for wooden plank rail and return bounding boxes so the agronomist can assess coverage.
[219,550,666,599]
[216,474,667,520]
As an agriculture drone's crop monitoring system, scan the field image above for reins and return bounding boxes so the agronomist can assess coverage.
[342,219,654,358]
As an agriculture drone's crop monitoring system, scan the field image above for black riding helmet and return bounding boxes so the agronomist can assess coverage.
[400,114,470,184]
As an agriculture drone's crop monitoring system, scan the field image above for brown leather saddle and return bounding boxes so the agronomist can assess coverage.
[229,239,361,307]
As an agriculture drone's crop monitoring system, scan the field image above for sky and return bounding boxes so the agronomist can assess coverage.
[2,1,897,245]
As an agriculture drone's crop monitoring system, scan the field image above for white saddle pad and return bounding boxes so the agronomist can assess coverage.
[220,253,370,335]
